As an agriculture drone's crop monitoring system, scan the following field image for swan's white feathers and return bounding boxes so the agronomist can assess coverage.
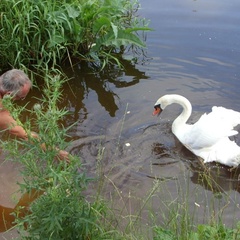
[183,107,240,150]
[154,94,240,167]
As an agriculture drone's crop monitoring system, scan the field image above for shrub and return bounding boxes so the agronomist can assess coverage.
[1,69,121,239]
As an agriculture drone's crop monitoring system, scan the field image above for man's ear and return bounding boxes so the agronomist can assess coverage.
[4,91,14,98]
[4,91,13,97]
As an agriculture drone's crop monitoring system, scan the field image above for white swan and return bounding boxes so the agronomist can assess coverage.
[153,94,240,167]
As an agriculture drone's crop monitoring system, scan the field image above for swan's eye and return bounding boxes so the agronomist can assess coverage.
[154,104,161,110]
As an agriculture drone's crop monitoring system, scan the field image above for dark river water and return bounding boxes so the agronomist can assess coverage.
[1,0,240,238]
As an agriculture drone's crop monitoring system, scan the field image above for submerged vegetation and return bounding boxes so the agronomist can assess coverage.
[0,0,150,71]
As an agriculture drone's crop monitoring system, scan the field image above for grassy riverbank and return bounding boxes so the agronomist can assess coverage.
[0,0,150,72]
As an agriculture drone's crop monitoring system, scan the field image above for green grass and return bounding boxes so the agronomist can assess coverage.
[0,0,151,71]
[153,223,240,240]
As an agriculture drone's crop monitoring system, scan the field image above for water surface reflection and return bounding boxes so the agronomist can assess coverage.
[62,58,149,120]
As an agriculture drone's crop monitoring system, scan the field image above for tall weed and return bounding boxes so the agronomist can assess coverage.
[0,69,121,239]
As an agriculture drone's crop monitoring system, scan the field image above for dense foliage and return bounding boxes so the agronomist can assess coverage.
[0,0,150,71]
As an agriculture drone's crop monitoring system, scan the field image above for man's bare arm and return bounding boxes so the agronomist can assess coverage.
[0,109,70,162]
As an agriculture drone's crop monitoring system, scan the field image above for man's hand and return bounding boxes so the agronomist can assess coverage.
[31,132,71,164]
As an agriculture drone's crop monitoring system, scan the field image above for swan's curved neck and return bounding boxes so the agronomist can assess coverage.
[170,95,192,134]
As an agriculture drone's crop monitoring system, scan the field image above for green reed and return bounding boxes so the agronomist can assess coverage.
[0,0,150,71]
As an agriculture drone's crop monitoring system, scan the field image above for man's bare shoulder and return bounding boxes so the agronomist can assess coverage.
[0,106,16,128]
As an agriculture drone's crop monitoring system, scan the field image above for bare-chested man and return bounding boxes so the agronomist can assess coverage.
[0,69,69,161]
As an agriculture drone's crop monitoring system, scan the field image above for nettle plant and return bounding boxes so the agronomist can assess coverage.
[1,70,117,239]
[0,0,150,71]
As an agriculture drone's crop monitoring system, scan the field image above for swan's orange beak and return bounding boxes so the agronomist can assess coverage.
[152,106,162,116]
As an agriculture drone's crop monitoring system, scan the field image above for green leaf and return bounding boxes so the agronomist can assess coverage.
[48,31,66,48]
[153,227,176,240]
[92,16,111,34]
[125,27,153,33]
[66,5,80,19]
[91,29,146,52]
[111,22,118,38]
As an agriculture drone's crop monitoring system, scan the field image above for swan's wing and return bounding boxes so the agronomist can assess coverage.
[211,106,240,128]
[182,107,240,150]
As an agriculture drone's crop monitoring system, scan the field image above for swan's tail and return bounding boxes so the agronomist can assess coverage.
[201,138,240,167]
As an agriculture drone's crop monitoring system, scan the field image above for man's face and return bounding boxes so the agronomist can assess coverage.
[14,83,31,100]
